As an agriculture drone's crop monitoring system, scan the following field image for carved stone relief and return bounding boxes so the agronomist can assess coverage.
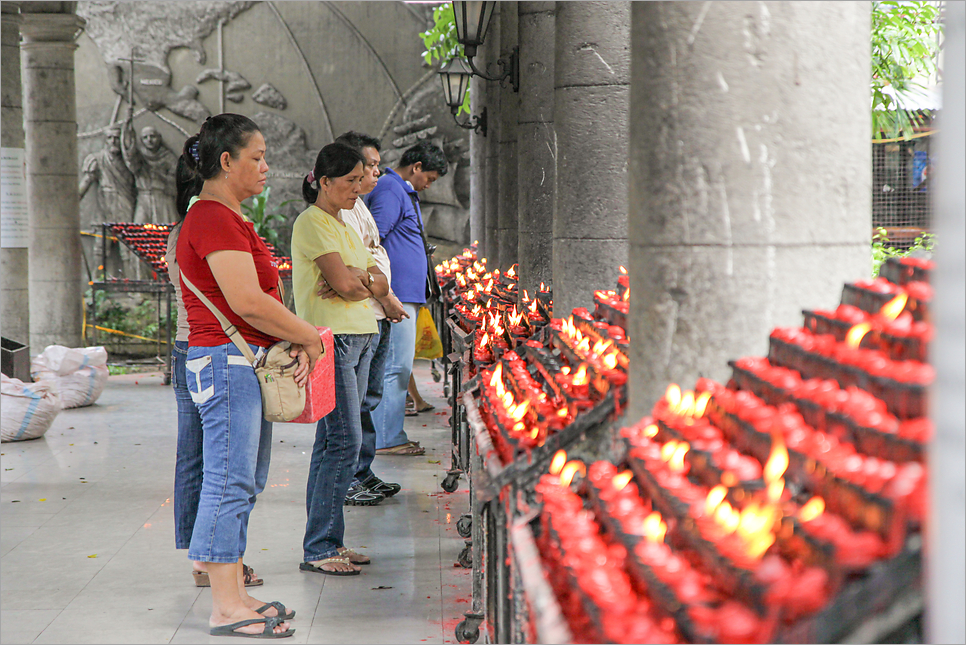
[75,0,471,255]
[252,83,287,110]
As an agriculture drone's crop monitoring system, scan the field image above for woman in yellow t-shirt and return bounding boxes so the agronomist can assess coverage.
[291,143,389,576]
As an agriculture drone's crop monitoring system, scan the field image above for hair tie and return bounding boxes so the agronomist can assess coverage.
[189,141,200,164]
[306,169,316,184]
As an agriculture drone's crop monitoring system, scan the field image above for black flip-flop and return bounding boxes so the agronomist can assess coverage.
[299,558,360,576]
[209,616,294,639]
[255,601,295,621]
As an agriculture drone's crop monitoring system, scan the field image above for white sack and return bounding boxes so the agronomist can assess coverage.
[30,345,108,379]
[30,345,110,408]
[1,374,61,442]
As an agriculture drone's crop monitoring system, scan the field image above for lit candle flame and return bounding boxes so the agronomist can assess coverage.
[572,364,589,386]
[715,501,740,534]
[509,399,530,422]
[694,391,712,418]
[845,322,872,349]
[549,450,567,475]
[679,390,695,417]
[880,292,909,321]
[602,352,618,370]
[559,461,585,487]
[619,265,627,275]
[612,470,633,491]
[661,440,679,462]
[665,384,682,410]
[643,423,659,438]
[705,485,728,516]
[799,496,825,522]
[669,442,689,473]
[642,511,667,543]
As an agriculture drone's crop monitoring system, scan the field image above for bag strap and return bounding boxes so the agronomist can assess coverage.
[408,193,442,301]
[180,270,258,365]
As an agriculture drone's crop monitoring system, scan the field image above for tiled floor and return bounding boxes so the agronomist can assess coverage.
[1,361,472,644]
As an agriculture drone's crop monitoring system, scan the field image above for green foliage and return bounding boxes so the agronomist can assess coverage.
[420,2,472,116]
[871,227,937,277]
[871,1,942,140]
[85,289,174,343]
[241,186,293,248]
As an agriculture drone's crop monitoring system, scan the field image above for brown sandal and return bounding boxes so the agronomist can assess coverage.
[338,547,371,565]
[192,564,264,587]
[375,441,425,456]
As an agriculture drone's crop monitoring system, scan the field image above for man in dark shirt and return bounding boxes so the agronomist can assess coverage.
[364,142,447,454]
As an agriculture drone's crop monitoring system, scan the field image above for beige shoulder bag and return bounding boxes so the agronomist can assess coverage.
[180,271,306,422]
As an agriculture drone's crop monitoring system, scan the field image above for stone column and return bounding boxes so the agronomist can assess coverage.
[468,69,486,249]
[928,2,965,642]
[627,2,871,418]
[482,4,501,265]
[496,1,518,271]
[551,1,630,317]
[516,2,555,296]
[1,2,28,343]
[21,11,85,350]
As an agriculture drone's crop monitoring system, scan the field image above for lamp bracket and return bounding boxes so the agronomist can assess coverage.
[466,46,519,92]
[451,105,487,137]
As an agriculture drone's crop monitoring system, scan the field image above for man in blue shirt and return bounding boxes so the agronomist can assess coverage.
[364,141,447,454]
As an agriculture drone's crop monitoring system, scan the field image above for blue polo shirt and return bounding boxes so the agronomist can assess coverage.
[364,167,427,304]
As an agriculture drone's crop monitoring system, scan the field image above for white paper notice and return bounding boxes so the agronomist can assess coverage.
[1,147,29,249]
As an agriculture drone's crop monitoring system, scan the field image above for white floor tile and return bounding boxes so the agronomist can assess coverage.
[0,362,470,643]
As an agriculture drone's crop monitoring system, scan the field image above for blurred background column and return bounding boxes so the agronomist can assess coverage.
[482,3,500,266]
[21,7,85,349]
[496,1,518,271]
[468,66,485,250]
[927,1,965,642]
[627,2,871,418]
[1,2,29,344]
[551,1,630,317]
[516,1,555,297]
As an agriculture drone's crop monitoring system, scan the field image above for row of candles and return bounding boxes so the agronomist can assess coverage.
[104,223,292,279]
[435,248,630,465]
[530,266,932,640]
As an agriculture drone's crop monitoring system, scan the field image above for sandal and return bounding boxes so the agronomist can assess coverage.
[405,408,419,417]
[375,441,426,456]
[193,564,264,588]
[416,403,435,413]
[255,601,295,621]
[209,616,294,639]
[338,547,370,565]
[299,556,360,576]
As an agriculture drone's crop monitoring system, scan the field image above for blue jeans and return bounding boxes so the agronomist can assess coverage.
[186,342,273,563]
[303,333,374,561]
[173,340,204,550]
[355,319,392,483]
[371,302,418,449]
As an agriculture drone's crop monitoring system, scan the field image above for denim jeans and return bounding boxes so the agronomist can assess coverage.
[186,342,273,563]
[303,333,374,561]
[355,319,392,483]
[172,340,204,550]
[371,302,418,449]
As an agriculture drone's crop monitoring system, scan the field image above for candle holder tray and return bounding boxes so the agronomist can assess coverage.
[878,256,932,286]
[767,336,928,419]
[728,361,926,464]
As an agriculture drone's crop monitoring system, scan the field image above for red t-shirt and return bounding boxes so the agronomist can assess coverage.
[176,200,282,348]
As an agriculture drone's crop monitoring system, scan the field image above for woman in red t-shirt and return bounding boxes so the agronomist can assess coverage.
[176,114,322,639]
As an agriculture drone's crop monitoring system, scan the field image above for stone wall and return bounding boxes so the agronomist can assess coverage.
[73,1,472,258]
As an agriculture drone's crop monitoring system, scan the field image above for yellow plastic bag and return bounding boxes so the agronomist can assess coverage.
[414,306,443,360]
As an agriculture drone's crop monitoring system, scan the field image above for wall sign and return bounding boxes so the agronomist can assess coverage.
[1,147,29,249]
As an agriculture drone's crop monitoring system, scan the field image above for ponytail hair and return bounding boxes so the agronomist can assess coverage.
[176,113,261,215]
[302,142,366,203]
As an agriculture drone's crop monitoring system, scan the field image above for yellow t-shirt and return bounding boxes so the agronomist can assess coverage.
[292,204,378,335]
